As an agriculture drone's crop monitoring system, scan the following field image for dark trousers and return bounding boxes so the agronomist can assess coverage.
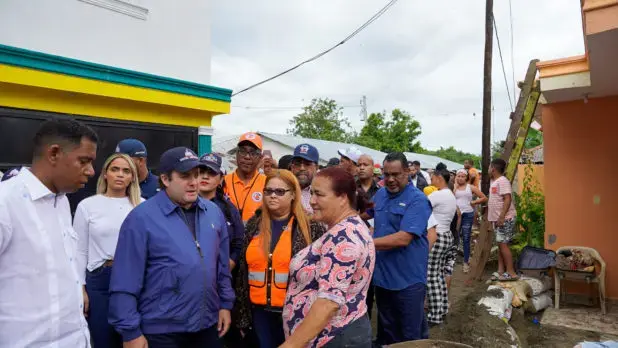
[375,283,429,345]
[145,325,221,348]
[460,212,474,263]
[366,284,375,319]
[324,315,372,347]
[85,266,122,348]
[252,307,285,348]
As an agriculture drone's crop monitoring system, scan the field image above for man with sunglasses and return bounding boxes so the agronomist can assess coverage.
[290,143,319,214]
[223,133,266,223]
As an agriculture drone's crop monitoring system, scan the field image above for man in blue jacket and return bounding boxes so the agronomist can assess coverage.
[109,147,234,348]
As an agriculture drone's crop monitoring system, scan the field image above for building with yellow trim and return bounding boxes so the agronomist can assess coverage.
[0,0,231,172]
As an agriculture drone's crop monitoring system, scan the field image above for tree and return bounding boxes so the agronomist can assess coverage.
[287,98,354,142]
[524,128,543,149]
[492,140,506,159]
[421,147,480,166]
[355,109,422,153]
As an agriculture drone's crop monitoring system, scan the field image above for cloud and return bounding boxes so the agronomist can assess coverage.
[210,0,584,154]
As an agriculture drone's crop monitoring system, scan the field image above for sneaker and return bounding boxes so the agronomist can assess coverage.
[463,263,470,274]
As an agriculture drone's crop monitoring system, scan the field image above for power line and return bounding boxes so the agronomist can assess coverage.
[492,14,514,112]
[231,0,399,97]
[509,0,516,105]
[233,105,360,110]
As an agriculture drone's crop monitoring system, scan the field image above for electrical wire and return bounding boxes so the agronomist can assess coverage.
[231,0,399,97]
[233,105,360,110]
[509,0,516,105]
[492,14,514,112]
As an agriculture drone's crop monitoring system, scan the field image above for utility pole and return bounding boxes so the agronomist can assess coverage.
[360,95,368,123]
[481,0,494,195]
[468,0,494,282]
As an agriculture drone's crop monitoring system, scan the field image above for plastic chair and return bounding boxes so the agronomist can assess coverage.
[554,246,606,314]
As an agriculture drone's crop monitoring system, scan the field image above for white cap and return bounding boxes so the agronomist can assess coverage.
[337,146,363,164]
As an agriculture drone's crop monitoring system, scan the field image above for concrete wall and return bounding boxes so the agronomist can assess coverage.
[0,0,211,84]
[516,164,544,194]
[543,96,618,298]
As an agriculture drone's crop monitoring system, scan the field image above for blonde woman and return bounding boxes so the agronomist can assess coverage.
[74,153,143,348]
[234,170,325,348]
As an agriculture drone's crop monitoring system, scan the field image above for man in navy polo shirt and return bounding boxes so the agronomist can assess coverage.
[369,152,431,345]
[116,139,159,199]
[109,147,234,348]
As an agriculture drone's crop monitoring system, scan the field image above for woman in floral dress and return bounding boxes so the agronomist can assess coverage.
[280,167,375,348]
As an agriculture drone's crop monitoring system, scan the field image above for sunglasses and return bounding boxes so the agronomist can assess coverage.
[264,188,291,197]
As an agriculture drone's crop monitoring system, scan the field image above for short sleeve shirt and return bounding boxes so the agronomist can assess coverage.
[488,176,517,222]
[372,185,432,290]
[468,167,480,188]
[283,216,374,347]
[223,170,266,222]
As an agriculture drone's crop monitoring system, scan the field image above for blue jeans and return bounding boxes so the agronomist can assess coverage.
[460,212,474,263]
[252,307,285,348]
[85,266,122,348]
[375,283,429,345]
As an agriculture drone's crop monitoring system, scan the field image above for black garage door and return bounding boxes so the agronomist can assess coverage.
[0,107,198,212]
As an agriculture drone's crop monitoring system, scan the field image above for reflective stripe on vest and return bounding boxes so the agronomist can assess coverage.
[246,217,294,308]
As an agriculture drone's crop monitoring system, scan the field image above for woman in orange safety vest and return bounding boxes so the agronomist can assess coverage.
[235,169,325,348]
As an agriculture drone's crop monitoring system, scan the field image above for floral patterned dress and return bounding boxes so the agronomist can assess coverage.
[282,215,375,347]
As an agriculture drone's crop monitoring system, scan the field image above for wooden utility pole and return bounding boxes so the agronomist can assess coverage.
[467,0,494,282]
[481,0,494,195]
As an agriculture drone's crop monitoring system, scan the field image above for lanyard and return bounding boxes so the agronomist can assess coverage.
[231,171,260,217]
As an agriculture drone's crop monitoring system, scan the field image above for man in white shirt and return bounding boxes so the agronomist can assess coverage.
[0,119,98,347]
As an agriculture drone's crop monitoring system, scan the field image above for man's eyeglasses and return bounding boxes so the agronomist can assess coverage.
[237,148,261,158]
[264,188,291,197]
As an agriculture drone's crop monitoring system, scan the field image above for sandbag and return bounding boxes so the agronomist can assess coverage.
[524,291,553,313]
[520,275,553,296]
[478,285,514,321]
[494,280,532,307]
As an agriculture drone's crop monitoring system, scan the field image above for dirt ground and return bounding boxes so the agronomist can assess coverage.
[427,261,607,348]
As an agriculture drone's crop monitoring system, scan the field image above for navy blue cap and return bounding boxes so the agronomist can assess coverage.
[158,147,203,173]
[116,139,147,158]
[1,167,22,182]
[292,144,319,163]
[199,152,223,175]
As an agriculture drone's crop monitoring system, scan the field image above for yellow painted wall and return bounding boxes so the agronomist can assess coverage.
[0,82,213,127]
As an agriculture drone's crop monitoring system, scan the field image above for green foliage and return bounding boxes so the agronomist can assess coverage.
[354,109,422,153]
[492,140,506,160]
[421,146,480,166]
[513,163,545,249]
[524,128,543,149]
[287,98,354,142]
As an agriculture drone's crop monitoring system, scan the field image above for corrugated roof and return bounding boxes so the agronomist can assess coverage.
[212,132,464,170]
[521,145,544,164]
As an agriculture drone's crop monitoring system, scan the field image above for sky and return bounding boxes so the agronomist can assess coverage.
[209,0,585,154]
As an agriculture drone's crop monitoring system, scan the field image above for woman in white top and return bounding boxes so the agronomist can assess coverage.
[74,153,142,348]
[426,168,457,325]
[453,169,487,273]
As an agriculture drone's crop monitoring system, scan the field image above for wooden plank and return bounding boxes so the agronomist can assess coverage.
[505,88,541,181]
[502,59,539,160]
[468,61,540,282]
[468,211,494,281]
